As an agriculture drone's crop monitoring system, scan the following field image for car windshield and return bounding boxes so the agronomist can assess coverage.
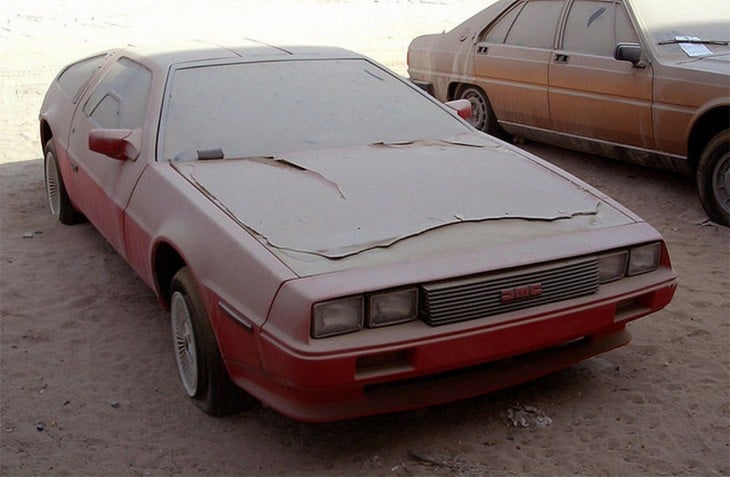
[160,58,469,161]
[630,0,730,57]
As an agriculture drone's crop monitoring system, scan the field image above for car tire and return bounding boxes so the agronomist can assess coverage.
[697,130,730,227]
[457,85,505,138]
[44,141,85,225]
[170,267,253,416]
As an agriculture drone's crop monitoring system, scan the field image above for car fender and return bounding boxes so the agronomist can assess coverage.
[123,162,296,367]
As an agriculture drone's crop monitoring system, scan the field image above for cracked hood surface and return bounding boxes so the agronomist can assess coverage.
[172,137,606,260]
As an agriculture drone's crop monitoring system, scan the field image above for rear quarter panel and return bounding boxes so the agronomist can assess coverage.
[407,0,516,101]
[40,82,76,151]
[39,81,84,206]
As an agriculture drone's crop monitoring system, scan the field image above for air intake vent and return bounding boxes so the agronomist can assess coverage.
[420,257,599,326]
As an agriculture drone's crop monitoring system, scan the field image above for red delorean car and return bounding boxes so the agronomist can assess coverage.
[39,41,676,422]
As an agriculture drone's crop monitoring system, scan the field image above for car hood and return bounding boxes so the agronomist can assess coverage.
[674,53,730,75]
[172,135,626,264]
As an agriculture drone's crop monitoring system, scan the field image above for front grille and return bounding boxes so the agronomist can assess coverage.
[420,257,599,326]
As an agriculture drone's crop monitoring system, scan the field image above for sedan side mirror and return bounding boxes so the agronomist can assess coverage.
[89,129,141,161]
[614,43,645,67]
[445,99,472,120]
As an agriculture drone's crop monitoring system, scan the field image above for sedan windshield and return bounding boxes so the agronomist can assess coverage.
[630,0,730,56]
[160,58,469,161]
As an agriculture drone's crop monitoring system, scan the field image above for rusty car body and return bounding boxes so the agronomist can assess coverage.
[408,0,730,226]
[40,41,676,422]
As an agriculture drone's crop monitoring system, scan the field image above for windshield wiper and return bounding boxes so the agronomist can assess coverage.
[172,148,225,162]
[658,39,728,45]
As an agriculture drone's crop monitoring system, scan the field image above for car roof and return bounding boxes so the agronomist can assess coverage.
[103,39,361,70]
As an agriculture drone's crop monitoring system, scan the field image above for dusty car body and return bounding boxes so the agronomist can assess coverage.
[408,0,730,226]
[40,41,676,422]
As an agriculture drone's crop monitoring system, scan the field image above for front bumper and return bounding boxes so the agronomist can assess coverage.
[225,277,676,422]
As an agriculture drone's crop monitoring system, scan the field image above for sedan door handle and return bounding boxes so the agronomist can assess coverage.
[554,53,569,63]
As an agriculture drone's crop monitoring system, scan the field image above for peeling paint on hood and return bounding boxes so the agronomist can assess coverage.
[172,136,601,259]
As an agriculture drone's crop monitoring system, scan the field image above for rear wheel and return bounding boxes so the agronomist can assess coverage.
[170,267,253,416]
[697,130,730,226]
[44,141,84,225]
[456,85,505,138]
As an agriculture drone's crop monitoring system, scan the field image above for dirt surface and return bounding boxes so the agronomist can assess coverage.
[1,1,729,476]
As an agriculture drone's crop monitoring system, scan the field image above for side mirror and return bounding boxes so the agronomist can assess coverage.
[88,129,141,161]
[445,99,472,120]
[614,43,644,67]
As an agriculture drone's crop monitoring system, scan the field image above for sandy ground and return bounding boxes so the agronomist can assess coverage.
[1,1,729,476]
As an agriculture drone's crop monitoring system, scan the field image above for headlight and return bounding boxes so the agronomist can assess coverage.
[367,288,419,327]
[598,251,628,283]
[312,296,363,338]
[628,242,661,276]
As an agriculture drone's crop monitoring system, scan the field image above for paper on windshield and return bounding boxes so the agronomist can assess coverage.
[675,36,713,57]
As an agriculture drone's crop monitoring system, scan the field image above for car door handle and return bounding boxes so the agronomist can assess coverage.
[554,53,569,63]
[476,42,489,55]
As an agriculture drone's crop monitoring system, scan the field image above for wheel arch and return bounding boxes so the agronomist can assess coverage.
[40,120,53,151]
[448,82,484,101]
[152,241,187,309]
[687,105,730,172]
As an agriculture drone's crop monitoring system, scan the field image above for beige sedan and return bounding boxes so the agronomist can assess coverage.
[408,0,730,226]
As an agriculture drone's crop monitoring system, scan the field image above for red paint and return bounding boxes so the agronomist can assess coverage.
[232,279,676,422]
[88,128,140,161]
[501,283,543,302]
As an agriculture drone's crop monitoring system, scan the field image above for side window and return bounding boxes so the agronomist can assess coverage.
[504,0,565,49]
[483,2,525,44]
[56,55,105,102]
[562,1,639,56]
[615,3,639,44]
[82,58,152,130]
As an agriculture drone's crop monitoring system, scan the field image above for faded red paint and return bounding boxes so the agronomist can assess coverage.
[501,283,543,303]
[39,44,679,423]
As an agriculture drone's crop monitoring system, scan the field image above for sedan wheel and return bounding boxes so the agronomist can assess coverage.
[459,86,489,132]
[697,130,730,226]
[457,85,507,138]
[712,153,730,214]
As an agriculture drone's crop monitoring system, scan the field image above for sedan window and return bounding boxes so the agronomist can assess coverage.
[503,0,565,49]
[562,1,638,56]
[629,0,729,57]
[161,59,469,161]
[483,2,525,44]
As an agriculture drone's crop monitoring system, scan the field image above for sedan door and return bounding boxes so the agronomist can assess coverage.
[473,0,567,129]
[65,57,153,257]
[548,0,654,149]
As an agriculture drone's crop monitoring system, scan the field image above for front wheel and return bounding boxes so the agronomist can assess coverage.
[697,130,730,226]
[170,267,252,416]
